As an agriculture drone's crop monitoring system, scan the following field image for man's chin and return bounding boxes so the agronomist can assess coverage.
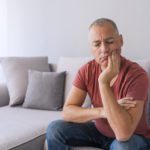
[100,61,108,70]
[96,59,108,68]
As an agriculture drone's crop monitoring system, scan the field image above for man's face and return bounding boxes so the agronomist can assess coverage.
[89,23,123,70]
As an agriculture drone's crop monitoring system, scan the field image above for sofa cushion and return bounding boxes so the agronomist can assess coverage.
[11,135,46,150]
[136,59,150,126]
[44,139,103,150]
[0,83,9,106]
[0,64,6,83]
[1,57,50,106]
[0,106,62,150]
[23,70,66,110]
[57,57,92,107]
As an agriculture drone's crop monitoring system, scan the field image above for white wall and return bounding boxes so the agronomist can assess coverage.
[1,0,150,62]
[0,0,8,56]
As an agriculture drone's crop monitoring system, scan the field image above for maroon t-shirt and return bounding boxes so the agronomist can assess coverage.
[73,56,150,138]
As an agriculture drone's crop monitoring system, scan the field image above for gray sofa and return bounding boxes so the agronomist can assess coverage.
[0,57,149,150]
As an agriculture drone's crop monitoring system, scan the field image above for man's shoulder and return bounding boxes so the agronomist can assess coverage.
[77,59,100,77]
[121,57,148,81]
[79,59,98,71]
[122,57,147,73]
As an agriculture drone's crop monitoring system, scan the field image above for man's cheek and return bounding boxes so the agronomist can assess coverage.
[112,49,121,54]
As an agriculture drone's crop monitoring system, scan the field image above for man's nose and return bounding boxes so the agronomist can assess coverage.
[100,42,108,53]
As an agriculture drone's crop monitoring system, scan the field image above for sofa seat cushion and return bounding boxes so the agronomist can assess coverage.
[0,106,62,150]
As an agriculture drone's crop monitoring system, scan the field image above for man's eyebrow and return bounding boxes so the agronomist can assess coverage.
[104,37,115,41]
[93,40,100,43]
[92,36,115,43]
[92,37,115,43]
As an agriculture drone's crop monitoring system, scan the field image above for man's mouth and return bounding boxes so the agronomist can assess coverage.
[100,56,109,63]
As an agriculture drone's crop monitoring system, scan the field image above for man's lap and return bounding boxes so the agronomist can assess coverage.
[46,120,113,149]
[46,120,150,150]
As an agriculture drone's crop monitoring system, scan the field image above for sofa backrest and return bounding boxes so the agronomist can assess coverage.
[56,57,93,107]
[136,59,150,126]
[0,57,150,113]
[0,58,6,83]
[0,57,9,106]
[0,57,93,107]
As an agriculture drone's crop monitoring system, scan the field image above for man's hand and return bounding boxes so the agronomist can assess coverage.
[98,50,121,84]
[102,97,136,118]
[118,97,136,110]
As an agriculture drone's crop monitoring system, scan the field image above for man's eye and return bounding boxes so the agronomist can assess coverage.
[94,43,100,47]
[106,40,114,44]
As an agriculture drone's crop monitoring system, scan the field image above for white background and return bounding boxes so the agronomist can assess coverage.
[0,0,150,63]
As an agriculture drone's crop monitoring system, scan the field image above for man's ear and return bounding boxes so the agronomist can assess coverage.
[120,34,123,46]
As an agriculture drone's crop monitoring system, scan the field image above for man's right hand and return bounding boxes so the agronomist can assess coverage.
[118,97,136,110]
[101,97,137,119]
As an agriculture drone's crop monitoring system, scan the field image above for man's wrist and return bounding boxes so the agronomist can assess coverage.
[100,107,106,118]
[99,80,110,87]
[94,107,106,119]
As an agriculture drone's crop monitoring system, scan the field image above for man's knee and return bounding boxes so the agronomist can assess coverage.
[110,135,148,150]
[110,139,130,150]
[46,120,69,142]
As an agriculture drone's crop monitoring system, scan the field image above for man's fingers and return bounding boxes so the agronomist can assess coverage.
[124,100,136,104]
[124,106,130,110]
[121,99,136,104]
[111,51,117,67]
[111,50,120,72]
[118,97,137,107]
[120,103,136,107]
[118,97,136,110]
[119,97,136,104]
[122,97,133,100]
[119,103,136,110]
[107,55,112,68]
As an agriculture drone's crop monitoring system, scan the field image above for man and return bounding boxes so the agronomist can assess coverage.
[46,18,150,150]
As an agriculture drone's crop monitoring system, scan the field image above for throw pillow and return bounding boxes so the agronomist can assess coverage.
[1,57,50,106]
[23,70,66,110]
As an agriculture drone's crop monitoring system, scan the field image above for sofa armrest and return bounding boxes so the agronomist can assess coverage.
[0,83,9,106]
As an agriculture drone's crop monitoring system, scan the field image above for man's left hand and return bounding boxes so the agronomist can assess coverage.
[98,50,121,85]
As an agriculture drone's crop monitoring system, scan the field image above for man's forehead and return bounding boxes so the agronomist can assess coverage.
[89,21,118,32]
[92,37,115,43]
[89,25,118,41]
[89,24,118,35]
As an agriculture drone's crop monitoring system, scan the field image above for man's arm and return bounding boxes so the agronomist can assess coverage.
[99,51,145,141]
[62,85,136,123]
[62,86,105,123]
[99,82,144,141]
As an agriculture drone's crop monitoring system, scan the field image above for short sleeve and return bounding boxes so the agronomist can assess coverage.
[73,65,88,92]
[126,71,149,101]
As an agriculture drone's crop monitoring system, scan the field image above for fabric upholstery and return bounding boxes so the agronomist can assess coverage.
[0,58,149,150]
[23,70,66,110]
[11,135,45,150]
[0,106,62,150]
[1,57,50,106]
[136,59,150,126]
[0,64,6,83]
[57,57,92,107]
[44,140,102,150]
[0,83,9,106]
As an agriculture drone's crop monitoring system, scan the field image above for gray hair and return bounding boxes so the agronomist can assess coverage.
[89,18,119,34]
